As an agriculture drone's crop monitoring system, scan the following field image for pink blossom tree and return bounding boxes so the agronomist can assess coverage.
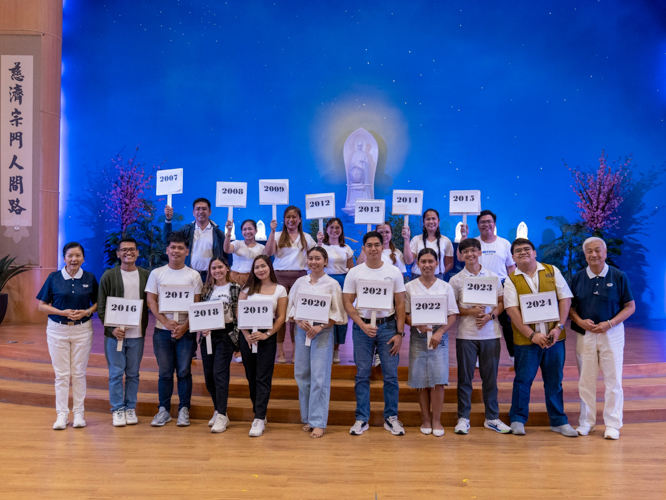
[567,150,630,234]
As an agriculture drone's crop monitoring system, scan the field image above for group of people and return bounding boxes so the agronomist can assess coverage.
[36,197,635,440]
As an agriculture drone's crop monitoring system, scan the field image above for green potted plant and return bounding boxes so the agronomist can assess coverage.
[0,256,31,325]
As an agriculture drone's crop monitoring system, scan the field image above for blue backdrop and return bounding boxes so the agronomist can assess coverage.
[60,0,666,318]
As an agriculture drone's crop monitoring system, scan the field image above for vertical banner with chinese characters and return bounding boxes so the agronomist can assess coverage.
[1,55,33,231]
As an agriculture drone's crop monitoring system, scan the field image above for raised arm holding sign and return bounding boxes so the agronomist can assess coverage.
[156,168,183,208]
[216,181,247,223]
[305,192,335,233]
[449,189,481,228]
[392,189,423,228]
[259,179,289,223]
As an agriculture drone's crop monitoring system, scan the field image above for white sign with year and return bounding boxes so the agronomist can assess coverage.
[461,276,499,306]
[356,279,393,311]
[216,182,247,208]
[449,190,481,215]
[294,292,331,324]
[410,295,448,326]
[305,193,336,220]
[103,297,143,328]
[158,285,195,313]
[188,300,225,332]
[237,299,274,330]
[519,291,560,325]
[156,168,184,196]
[259,179,289,206]
[392,190,423,216]
[354,199,385,225]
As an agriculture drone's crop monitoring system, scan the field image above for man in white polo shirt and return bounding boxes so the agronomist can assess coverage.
[343,231,406,436]
[449,238,511,435]
[460,210,516,361]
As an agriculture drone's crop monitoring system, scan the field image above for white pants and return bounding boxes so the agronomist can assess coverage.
[575,324,624,429]
[46,320,93,414]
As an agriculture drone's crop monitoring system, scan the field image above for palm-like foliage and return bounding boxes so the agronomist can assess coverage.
[0,256,31,293]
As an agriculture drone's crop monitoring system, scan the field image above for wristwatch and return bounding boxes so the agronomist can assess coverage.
[556,323,565,331]
[490,313,496,320]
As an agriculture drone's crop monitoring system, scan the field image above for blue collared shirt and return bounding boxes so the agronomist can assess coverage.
[36,268,99,322]
[569,264,634,334]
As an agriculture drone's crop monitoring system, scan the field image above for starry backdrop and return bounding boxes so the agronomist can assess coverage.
[60,0,666,318]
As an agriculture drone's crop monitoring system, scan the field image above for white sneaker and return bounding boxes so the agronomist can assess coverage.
[604,427,620,440]
[211,414,230,433]
[235,356,243,363]
[384,416,405,436]
[53,412,68,430]
[73,413,86,428]
[151,407,172,426]
[576,425,595,436]
[374,353,381,367]
[455,418,470,434]
[125,409,138,425]
[249,418,265,437]
[208,410,219,427]
[332,349,340,364]
[112,409,126,427]
[484,419,511,434]
[177,407,190,427]
[349,420,369,435]
[475,359,479,368]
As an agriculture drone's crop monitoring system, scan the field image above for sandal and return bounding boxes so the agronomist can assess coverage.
[302,424,312,432]
[277,355,287,364]
[310,428,325,439]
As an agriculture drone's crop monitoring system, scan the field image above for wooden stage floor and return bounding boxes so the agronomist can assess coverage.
[1,402,665,499]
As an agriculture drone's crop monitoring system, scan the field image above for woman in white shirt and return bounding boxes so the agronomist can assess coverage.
[265,206,316,364]
[238,255,288,437]
[357,221,407,274]
[223,219,265,287]
[405,248,459,437]
[403,209,454,281]
[199,256,241,433]
[316,217,354,363]
[288,247,348,438]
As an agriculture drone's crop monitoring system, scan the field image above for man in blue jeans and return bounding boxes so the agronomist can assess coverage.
[343,231,406,436]
[97,237,151,427]
[145,231,202,427]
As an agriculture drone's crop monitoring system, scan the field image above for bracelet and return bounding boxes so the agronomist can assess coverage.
[528,332,536,341]
[607,320,613,329]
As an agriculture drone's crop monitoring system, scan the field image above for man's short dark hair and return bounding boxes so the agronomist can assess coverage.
[167,230,189,248]
[477,210,497,224]
[192,198,211,209]
[363,231,383,245]
[118,236,138,249]
[458,238,481,253]
[511,238,535,254]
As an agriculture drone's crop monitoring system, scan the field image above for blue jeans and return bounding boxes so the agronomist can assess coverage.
[294,325,334,428]
[104,336,145,412]
[152,328,196,411]
[328,274,349,344]
[509,340,568,426]
[352,319,400,422]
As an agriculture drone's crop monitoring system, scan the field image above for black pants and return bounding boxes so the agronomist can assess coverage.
[239,331,277,420]
[200,328,235,415]
[456,338,501,420]
[499,310,515,357]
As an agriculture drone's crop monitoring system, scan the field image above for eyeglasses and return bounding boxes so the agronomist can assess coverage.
[513,247,533,255]
[118,248,137,254]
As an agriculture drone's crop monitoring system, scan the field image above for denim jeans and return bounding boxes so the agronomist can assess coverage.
[152,328,196,411]
[104,336,145,412]
[352,319,400,422]
[509,340,568,426]
[294,325,334,428]
[200,329,236,415]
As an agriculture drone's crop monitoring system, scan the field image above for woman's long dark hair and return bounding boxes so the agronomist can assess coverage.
[277,206,308,251]
[322,217,346,247]
[377,222,397,265]
[244,255,279,295]
[201,256,232,299]
[421,208,442,271]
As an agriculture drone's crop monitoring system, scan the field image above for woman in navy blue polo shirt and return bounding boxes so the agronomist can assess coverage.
[37,242,98,430]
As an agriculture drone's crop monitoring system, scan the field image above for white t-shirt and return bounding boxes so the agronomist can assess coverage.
[242,284,288,318]
[343,262,406,319]
[120,269,142,339]
[405,278,459,327]
[287,274,347,324]
[409,235,454,275]
[207,283,234,323]
[229,240,265,273]
[322,244,354,275]
[503,262,573,308]
[145,265,203,329]
[191,222,214,272]
[272,231,316,271]
[449,266,503,340]
[381,248,407,273]
[475,236,514,279]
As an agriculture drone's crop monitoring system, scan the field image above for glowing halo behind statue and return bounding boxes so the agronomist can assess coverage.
[342,128,378,215]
